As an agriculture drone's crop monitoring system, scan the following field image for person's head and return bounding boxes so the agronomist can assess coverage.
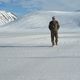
[52,16,55,21]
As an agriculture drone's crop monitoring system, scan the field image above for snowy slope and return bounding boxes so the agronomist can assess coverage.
[0,11,80,32]
[0,11,80,80]
[0,10,17,26]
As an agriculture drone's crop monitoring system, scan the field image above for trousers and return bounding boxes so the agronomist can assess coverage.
[51,31,58,45]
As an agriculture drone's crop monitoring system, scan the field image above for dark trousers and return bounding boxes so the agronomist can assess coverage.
[51,31,58,45]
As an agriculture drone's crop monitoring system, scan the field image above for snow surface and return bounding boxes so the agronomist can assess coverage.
[0,11,80,80]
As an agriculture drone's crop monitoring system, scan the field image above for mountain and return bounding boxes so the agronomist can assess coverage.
[0,11,80,32]
[0,10,17,26]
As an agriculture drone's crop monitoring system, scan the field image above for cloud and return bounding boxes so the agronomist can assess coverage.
[16,0,80,11]
[17,0,42,10]
[0,0,42,10]
[0,0,80,12]
[0,0,10,3]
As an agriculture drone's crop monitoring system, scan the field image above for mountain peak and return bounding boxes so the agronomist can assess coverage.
[0,10,17,26]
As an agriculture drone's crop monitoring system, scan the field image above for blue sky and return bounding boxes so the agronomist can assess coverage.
[0,2,27,16]
[0,0,80,16]
[0,0,42,16]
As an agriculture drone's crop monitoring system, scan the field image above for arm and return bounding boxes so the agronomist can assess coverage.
[56,21,60,30]
[49,21,52,30]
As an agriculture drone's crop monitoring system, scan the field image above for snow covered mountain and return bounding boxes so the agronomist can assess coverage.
[0,11,80,32]
[0,10,17,26]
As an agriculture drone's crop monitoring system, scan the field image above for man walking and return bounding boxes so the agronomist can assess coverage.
[49,16,60,46]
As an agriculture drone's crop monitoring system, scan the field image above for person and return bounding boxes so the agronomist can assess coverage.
[49,16,60,46]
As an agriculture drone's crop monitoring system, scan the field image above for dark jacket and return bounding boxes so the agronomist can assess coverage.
[49,20,60,32]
